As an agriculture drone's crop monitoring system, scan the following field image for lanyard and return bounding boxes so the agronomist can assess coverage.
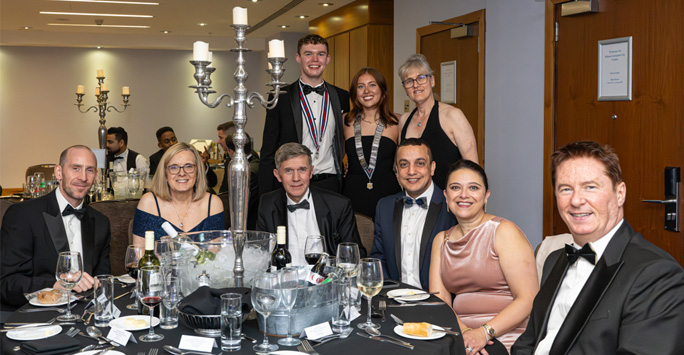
[299,82,330,154]
[353,116,385,190]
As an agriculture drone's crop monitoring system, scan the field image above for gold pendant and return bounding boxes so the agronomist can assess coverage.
[367,182,373,190]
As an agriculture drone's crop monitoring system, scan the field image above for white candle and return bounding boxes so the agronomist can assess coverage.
[95,87,101,96]
[122,86,130,95]
[208,51,213,63]
[101,83,109,92]
[76,85,85,94]
[268,40,285,58]
[233,7,248,25]
[193,41,209,61]
[97,69,104,77]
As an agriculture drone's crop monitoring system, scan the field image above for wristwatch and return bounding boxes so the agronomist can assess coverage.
[482,323,496,339]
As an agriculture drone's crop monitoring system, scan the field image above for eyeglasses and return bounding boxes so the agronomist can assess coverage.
[167,163,196,175]
[402,74,431,88]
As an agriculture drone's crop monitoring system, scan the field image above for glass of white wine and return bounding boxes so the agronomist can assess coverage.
[356,258,383,330]
[55,251,83,321]
[335,242,360,331]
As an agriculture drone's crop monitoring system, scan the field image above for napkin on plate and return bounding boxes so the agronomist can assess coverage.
[20,334,81,355]
[177,286,251,316]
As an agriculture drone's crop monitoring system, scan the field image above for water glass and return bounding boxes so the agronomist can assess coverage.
[221,293,243,351]
[278,267,300,346]
[161,276,182,329]
[94,274,114,326]
[332,279,350,332]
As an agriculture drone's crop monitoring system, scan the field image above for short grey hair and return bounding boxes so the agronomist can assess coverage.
[398,54,433,81]
[275,143,312,169]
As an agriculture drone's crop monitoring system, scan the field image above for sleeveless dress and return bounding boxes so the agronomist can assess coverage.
[342,136,401,218]
[400,100,462,190]
[132,193,225,240]
[440,216,528,351]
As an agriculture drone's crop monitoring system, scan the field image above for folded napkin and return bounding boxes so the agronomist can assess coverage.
[178,286,251,316]
[20,334,81,355]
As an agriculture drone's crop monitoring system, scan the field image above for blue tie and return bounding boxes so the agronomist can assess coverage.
[402,196,427,209]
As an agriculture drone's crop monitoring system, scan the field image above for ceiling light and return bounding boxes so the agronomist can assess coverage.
[40,12,153,18]
[296,15,309,19]
[96,46,102,49]
[319,2,334,6]
[161,30,171,33]
[198,23,208,27]
[20,26,33,30]
[47,23,150,28]
[280,25,290,28]
[52,0,159,4]
[249,0,262,2]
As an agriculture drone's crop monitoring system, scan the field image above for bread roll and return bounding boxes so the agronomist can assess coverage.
[402,322,433,337]
[37,289,62,304]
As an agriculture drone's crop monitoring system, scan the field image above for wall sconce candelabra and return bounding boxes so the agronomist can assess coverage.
[189,6,286,287]
[74,70,130,149]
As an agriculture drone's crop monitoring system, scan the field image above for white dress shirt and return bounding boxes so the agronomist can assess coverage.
[286,189,322,266]
[300,81,336,175]
[400,182,434,288]
[55,187,84,258]
[534,219,624,355]
[112,148,149,173]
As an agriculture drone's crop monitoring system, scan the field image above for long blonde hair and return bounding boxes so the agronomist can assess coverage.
[148,142,207,201]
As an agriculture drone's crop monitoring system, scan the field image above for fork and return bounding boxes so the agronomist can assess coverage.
[148,348,159,355]
[1,316,59,330]
[298,339,320,355]
[379,300,387,322]
[137,352,146,355]
[19,307,66,313]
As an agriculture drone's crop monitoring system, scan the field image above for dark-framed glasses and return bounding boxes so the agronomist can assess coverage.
[167,163,196,175]
[402,74,431,88]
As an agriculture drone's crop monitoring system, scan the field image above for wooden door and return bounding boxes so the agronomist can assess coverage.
[544,0,684,265]
[417,9,485,165]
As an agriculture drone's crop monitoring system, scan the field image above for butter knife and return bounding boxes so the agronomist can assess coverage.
[356,332,414,349]
[386,301,444,307]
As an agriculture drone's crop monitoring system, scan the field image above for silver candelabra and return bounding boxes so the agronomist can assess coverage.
[189,24,287,287]
[74,75,130,150]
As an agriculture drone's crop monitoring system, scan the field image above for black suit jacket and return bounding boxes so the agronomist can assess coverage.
[511,222,684,355]
[0,190,111,307]
[255,186,366,258]
[148,148,164,176]
[370,186,456,290]
[258,81,350,195]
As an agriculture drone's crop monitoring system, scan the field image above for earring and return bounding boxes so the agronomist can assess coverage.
[483,203,487,213]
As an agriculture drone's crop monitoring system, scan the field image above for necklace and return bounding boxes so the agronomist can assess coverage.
[415,112,428,127]
[171,201,191,228]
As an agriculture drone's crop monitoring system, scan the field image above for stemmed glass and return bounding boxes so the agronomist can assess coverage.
[137,265,164,342]
[356,258,383,330]
[124,245,143,310]
[251,272,281,352]
[278,267,301,346]
[335,243,360,331]
[304,235,326,265]
[55,251,83,321]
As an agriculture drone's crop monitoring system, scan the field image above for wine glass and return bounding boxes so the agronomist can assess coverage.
[161,275,182,329]
[55,251,83,321]
[278,267,301,346]
[124,245,143,310]
[304,235,326,265]
[137,265,164,342]
[335,243,360,331]
[155,239,171,263]
[356,258,383,330]
[251,272,281,352]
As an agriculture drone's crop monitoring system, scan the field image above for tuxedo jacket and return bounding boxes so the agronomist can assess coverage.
[370,186,456,290]
[0,190,111,307]
[255,186,366,257]
[511,222,684,355]
[258,81,350,195]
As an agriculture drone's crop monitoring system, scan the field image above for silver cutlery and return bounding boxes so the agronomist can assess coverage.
[148,348,159,355]
[241,333,257,343]
[1,317,59,331]
[356,332,414,349]
[18,307,66,313]
[387,301,445,307]
[379,300,387,322]
[390,314,453,330]
[310,327,353,346]
[387,291,439,299]
[297,339,320,355]
[366,326,413,346]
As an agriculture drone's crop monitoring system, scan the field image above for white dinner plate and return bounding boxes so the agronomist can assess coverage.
[116,274,135,284]
[28,288,77,307]
[81,351,126,355]
[393,325,446,340]
[6,325,62,341]
[386,288,430,302]
[109,315,160,331]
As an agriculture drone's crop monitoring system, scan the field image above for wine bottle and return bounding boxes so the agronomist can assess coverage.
[271,226,292,271]
[106,161,114,194]
[307,253,329,285]
[138,231,160,315]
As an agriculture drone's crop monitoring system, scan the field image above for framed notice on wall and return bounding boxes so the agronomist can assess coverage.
[598,36,632,101]
[440,60,457,104]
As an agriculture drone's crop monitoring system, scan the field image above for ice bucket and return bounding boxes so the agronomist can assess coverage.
[174,230,275,296]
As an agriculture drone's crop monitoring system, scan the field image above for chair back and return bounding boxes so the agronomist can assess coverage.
[89,199,139,276]
[535,233,573,284]
[354,212,374,253]
[217,192,232,229]
[25,164,56,180]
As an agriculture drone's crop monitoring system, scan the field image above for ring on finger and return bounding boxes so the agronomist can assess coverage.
[466,346,474,352]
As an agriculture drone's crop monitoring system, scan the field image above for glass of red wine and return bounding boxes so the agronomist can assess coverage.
[124,245,143,310]
[304,235,326,265]
[137,265,164,342]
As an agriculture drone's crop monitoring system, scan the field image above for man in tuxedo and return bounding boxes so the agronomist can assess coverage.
[256,143,366,265]
[370,138,456,290]
[259,34,350,196]
[106,126,148,173]
[1,145,111,308]
[512,141,684,355]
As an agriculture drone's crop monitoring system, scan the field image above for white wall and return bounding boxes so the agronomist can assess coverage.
[394,0,546,245]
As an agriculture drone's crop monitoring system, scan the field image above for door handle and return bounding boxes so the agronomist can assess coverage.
[641,167,680,232]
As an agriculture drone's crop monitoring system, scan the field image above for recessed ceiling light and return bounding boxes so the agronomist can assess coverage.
[161,30,171,33]
[319,2,334,6]
[280,25,290,28]
[53,0,159,4]
[249,0,262,2]
[40,12,153,18]
[47,23,150,28]
[20,26,33,30]
[198,23,208,27]
[296,15,309,19]
[96,46,102,49]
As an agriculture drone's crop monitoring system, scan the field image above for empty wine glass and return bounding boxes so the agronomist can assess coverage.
[251,272,281,352]
[356,258,383,330]
[335,242,360,331]
[161,275,182,329]
[124,245,143,310]
[137,265,164,342]
[55,251,83,321]
[155,239,171,263]
[278,267,301,346]
[304,235,326,265]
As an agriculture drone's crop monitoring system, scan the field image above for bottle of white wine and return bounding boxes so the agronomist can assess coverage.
[271,226,292,271]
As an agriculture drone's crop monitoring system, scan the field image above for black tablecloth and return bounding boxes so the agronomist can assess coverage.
[2,282,466,355]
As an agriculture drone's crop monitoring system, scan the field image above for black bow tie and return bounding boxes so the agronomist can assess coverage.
[113,156,124,160]
[565,243,596,265]
[287,199,310,212]
[302,84,325,96]
[62,205,86,220]
[402,196,428,209]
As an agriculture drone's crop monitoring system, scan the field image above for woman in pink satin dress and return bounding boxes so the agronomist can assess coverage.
[429,160,538,354]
